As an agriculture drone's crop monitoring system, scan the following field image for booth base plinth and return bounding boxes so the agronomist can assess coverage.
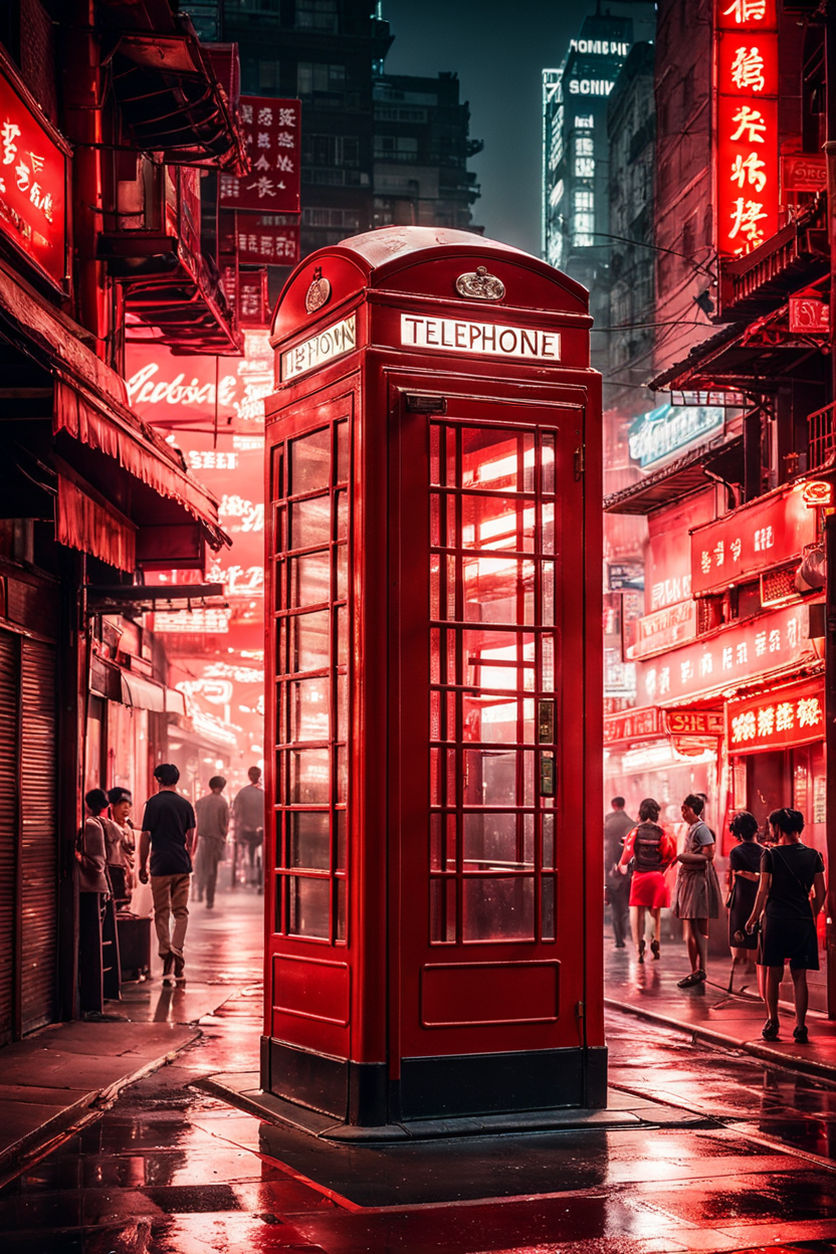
[258,1035,607,1127]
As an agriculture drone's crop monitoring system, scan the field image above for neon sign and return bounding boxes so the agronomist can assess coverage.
[727,677,825,753]
[0,57,67,285]
[715,0,779,257]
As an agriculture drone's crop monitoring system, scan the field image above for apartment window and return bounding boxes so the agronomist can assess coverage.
[574,156,595,178]
[297,62,346,98]
[295,0,338,31]
[303,134,360,168]
[574,211,594,236]
[575,136,594,156]
[574,114,594,129]
[374,135,419,160]
[574,189,594,212]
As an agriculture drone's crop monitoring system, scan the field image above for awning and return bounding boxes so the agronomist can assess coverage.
[56,470,136,574]
[103,16,248,172]
[604,436,744,515]
[0,253,229,555]
[120,669,186,716]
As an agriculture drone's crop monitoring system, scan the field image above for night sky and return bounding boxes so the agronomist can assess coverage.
[382,0,595,256]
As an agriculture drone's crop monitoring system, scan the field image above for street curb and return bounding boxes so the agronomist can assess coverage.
[604,997,836,1084]
[0,1028,201,1184]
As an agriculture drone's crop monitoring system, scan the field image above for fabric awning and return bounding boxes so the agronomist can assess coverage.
[120,669,185,716]
[604,437,744,515]
[0,254,229,554]
[56,471,136,573]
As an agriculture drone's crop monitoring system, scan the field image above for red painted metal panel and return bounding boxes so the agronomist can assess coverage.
[420,961,560,1027]
[691,483,818,597]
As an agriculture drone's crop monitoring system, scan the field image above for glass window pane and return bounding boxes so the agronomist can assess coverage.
[461,495,535,553]
[542,560,555,626]
[288,876,330,938]
[336,877,347,941]
[290,748,330,803]
[542,434,556,495]
[541,502,555,556]
[289,495,331,550]
[336,671,348,739]
[335,604,348,666]
[288,678,329,742]
[463,631,535,692]
[336,420,349,483]
[462,812,534,869]
[290,427,331,494]
[336,745,348,802]
[462,877,534,941]
[289,551,330,607]
[336,543,348,600]
[542,636,555,690]
[275,618,287,676]
[541,876,556,940]
[430,877,456,942]
[463,748,520,806]
[543,813,555,868]
[336,809,347,869]
[461,428,534,493]
[290,610,329,672]
[430,494,441,546]
[462,693,535,744]
[289,811,330,868]
[336,489,348,540]
[462,556,535,625]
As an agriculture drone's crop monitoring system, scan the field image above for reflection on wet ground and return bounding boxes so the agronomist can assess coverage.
[2,890,835,1252]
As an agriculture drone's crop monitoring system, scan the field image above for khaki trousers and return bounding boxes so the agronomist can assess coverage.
[150,874,190,958]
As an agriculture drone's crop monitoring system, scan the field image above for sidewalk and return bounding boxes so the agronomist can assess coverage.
[604,932,836,1082]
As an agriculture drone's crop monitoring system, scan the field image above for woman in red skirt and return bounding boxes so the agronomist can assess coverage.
[619,797,678,962]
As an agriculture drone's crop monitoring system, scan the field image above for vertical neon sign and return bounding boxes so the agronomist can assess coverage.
[715,0,779,256]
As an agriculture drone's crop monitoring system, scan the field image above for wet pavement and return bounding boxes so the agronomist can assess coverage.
[1,888,835,1251]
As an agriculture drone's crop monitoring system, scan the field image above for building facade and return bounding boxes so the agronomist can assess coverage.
[0,0,244,1042]
[603,0,832,981]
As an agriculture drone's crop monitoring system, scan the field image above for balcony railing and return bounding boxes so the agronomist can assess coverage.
[807,400,836,471]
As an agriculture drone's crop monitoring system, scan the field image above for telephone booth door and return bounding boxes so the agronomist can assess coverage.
[390,389,594,1116]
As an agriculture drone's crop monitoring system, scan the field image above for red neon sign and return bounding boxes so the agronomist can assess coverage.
[0,58,67,285]
[691,484,818,597]
[727,676,825,754]
[801,480,834,508]
[715,0,779,257]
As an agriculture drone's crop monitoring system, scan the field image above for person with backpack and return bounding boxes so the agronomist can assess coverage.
[745,807,826,1043]
[618,797,677,963]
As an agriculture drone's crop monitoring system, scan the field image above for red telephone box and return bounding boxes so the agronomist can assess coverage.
[263,227,603,1126]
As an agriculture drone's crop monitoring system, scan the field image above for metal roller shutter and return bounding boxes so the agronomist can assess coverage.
[19,639,57,1035]
[0,632,18,1046]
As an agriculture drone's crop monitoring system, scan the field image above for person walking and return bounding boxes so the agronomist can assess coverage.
[604,796,634,949]
[673,793,722,988]
[138,764,196,988]
[726,810,762,989]
[619,797,677,963]
[75,788,111,1015]
[232,766,265,890]
[746,807,826,1043]
[193,776,229,910]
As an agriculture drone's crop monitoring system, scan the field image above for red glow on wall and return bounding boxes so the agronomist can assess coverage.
[0,59,66,284]
[714,0,779,257]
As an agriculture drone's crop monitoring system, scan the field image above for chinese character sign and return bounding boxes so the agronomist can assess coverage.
[236,220,299,267]
[220,97,301,214]
[690,483,818,596]
[727,678,824,754]
[0,64,66,284]
[715,0,778,256]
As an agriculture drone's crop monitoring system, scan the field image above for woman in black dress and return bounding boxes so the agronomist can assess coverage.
[746,807,826,1043]
[726,811,762,985]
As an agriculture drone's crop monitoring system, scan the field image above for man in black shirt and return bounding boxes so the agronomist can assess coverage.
[139,763,196,987]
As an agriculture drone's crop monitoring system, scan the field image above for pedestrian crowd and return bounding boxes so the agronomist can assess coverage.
[75,762,264,1014]
[605,793,827,1044]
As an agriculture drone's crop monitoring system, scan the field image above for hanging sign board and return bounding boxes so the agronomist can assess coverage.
[0,55,68,286]
[727,676,825,754]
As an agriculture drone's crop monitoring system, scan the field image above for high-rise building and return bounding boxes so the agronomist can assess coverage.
[541,7,654,369]
[372,72,482,231]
